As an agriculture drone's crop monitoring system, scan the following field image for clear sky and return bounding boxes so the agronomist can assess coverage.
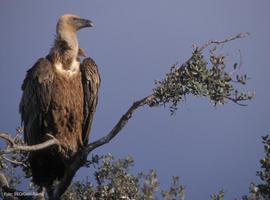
[0,0,270,199]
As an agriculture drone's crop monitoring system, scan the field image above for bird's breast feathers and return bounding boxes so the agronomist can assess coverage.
[54,59,80,77]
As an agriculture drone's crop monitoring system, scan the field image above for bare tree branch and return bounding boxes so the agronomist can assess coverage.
[0,132,60,155]
[0,132,14,147]
[224,96,248,106]
[198,32,250,52]
[87,94,155,152]
[2,156,27,168]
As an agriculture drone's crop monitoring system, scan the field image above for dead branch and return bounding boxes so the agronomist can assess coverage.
[224,96,248,106]
[198,32,250,52]
[2,156,27,168]
[0,132,59,155]
[0,132,14,147]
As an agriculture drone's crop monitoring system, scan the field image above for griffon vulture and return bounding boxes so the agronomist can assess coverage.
[19,14,100,188]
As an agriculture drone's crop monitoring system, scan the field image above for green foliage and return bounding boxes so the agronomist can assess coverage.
[63,154,185,200]
[210,189,225,200]
[161,176,185,200]
[93,154,140,200]
[240,135,270,200]
[62,134,270,200]
[151,48,253,114]
[62,178,95,200]
[256,135,270,198]
[138,169,159,200]
[63,154,141,200]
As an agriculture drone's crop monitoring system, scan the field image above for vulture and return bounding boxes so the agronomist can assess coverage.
[19,14,100,189]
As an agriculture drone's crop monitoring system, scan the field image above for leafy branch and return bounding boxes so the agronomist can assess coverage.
[152,32,253,114]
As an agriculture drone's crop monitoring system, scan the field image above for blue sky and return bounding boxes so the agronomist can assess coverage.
[0,1,270,199]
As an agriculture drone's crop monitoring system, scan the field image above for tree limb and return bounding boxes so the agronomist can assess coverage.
[87,94,155,152]
[0,132,14,147]
[198,32,250,52]
[0,132,60,155]
[2,156,27,168]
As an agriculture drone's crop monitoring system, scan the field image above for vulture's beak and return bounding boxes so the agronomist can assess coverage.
[75,18,94,30]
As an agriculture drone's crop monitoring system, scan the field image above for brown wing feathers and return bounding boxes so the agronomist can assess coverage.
[20,58,54,144]
[81,57,101,145]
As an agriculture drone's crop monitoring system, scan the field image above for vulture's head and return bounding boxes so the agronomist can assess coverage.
[56,14,93,36]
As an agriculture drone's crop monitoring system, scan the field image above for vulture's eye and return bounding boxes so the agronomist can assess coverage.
[72,18,82,25]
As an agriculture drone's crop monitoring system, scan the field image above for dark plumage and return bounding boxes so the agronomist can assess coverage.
[19,14,100,188]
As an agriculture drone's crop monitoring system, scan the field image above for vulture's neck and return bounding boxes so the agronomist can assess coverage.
[50,31,80,75]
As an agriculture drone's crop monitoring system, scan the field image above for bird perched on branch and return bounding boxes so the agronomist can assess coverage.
[19,14,100,191]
